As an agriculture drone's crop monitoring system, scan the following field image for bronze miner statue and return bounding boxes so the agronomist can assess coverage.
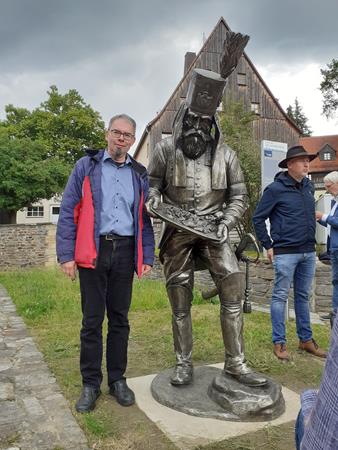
[146,31,267,389]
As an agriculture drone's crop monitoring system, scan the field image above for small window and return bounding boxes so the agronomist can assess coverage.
[251,102,260,115]
[27,206,44,217]
[52,207,60,215]
[318,144,336,161]
[237,73,247,86]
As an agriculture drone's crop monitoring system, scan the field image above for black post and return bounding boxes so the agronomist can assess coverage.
[243,259,252,313]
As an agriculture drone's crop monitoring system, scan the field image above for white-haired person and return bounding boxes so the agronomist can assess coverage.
[316,170,338,323]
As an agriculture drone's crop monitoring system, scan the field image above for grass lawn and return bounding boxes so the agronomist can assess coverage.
[0,267,331,450]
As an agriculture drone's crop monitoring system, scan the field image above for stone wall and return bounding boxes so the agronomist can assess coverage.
[0,223,57,269]
[0,223,333,313]
[147,256,332,314]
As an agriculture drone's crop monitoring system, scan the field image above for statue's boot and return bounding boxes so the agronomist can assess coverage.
[167,285,193,385]
[170,352,193,385]
[218,273,267,387]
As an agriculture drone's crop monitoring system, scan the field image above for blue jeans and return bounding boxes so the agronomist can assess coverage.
[295,409,304,450]
[331,250,338,311]
[271,252,315,344]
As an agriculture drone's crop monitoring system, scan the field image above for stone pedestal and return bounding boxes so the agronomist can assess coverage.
[208,371,285,420]
[151,366,285,422]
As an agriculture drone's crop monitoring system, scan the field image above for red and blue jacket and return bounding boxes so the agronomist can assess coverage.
[56,149,155,277]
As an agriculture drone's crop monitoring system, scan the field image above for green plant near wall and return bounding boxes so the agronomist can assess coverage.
[218,99,261,238]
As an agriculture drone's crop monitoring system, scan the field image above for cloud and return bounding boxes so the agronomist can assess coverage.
[0,0,337,137]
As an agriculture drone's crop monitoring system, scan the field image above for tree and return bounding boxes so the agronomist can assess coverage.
[0,86,107,223]
[218,100,261,238]
[2,85,106,166]
[320,58,338,119]
[0,128,69,223]
[286,98,312,136]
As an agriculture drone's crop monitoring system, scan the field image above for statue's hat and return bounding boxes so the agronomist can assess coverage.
[186,68,226,116]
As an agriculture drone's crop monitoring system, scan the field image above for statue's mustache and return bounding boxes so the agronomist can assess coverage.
[182,129,213,142]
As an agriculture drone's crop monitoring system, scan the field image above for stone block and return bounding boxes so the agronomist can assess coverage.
[0,381,15,400]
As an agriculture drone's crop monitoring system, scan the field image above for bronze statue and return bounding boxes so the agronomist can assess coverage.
[146,31,267,388]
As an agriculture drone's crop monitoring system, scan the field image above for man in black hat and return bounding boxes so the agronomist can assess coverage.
[146,32,267,388]
[253,145,326,360]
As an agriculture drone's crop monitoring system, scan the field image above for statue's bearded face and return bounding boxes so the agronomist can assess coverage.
[181,111,214,159]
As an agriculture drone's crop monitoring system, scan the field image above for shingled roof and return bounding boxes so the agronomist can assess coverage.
[301,135,338,173]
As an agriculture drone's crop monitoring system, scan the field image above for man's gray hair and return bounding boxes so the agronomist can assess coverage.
[107,114,136,133]
[324,171,338,184]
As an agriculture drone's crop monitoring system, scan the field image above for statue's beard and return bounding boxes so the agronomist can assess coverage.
[181,131,213,159]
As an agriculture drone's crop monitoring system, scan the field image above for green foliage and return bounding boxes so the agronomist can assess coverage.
[286,97,312,136]
[218,100,261,237]
[2,85,106,166]
[0,86,106,221]
[83,416,109,437]
[0,127,69,212]
[320,58,338,119]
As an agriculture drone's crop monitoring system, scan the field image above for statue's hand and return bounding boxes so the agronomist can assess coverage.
[145,196,160,218]
[216,222,228,244]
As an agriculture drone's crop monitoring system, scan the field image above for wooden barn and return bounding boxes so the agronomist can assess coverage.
[134,17,301,165]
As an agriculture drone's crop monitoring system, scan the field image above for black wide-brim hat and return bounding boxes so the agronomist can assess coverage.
[278,145,318,168]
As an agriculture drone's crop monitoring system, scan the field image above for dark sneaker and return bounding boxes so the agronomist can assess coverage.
[299,339,327,358]
[273,343,290,361]
[109,379,135,406]
[75,386,101,413]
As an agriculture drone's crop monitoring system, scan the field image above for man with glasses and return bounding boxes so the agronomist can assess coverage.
[316,171,338,323]
[56,114,155,412]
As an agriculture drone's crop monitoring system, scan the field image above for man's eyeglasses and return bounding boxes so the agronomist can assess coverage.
[109,129,135,141]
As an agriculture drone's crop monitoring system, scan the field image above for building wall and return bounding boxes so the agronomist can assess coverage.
[134,133,150,167]
[16,196,61,225]
[0,224,57,269]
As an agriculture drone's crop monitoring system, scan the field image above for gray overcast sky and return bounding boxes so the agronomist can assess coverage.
[0,0,337,149]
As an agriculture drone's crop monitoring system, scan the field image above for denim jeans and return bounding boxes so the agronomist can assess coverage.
[271,252,315,344]
[295,409,304,450]
[331,250,338,311]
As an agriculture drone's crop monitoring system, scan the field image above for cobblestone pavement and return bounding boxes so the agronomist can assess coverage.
[0,285,90,450]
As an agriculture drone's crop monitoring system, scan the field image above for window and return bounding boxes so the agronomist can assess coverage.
[237,73,247,86]
[27,206,44,217]
[318,144,336,161]
[323,152,332,160]
[311,173,325,188]
[251,102,260,115]
[51,207,60,215]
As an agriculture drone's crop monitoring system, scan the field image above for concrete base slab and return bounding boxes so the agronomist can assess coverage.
[128,363,300,450]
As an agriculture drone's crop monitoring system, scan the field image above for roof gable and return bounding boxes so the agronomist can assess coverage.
[134,17,301,158]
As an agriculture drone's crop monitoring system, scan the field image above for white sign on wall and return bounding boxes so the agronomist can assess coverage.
[261,140,288,192]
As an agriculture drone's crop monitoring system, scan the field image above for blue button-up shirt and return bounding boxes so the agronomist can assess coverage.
[100,150,134,236]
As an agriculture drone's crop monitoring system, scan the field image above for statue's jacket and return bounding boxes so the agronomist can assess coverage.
[148,134,248,248]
